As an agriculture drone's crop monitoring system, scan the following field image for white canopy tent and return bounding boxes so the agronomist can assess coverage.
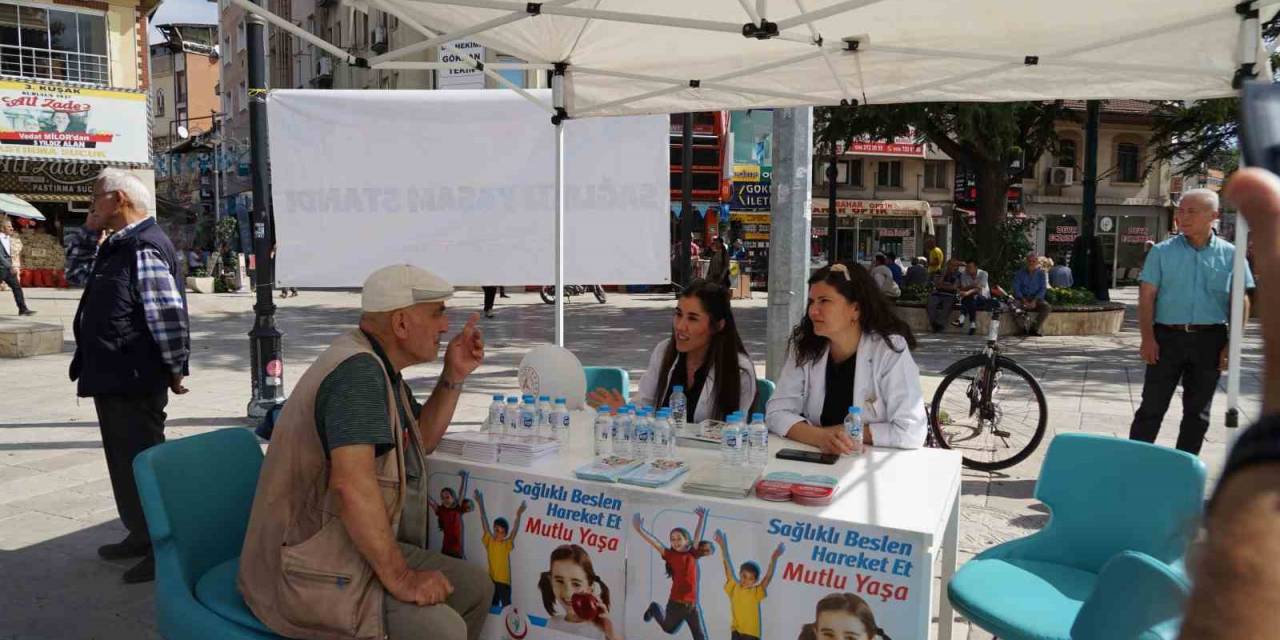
[235,0,1272,447]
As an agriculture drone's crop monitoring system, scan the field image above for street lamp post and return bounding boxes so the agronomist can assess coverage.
[245,5,284,420]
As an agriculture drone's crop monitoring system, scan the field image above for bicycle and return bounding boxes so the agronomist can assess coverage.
[539,284,607,304]
[928,285,1049,471]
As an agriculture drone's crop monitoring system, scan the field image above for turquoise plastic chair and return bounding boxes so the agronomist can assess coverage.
[947,434,1204,640]
[584,366,630,404]
[134,428,284,639]
[751,378,775,414]
[1069,551,1190,639]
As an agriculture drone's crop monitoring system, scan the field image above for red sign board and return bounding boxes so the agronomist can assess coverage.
[846,138,926,158]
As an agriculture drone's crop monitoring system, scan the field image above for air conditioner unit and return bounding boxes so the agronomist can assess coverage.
[371,26,388,54]
[1050,166,1074,187]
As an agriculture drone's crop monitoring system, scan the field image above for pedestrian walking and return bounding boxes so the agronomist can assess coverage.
[1129,189,1254,455]
[0,218,35,316]
[482,286,499,318]
[1012,251,1053,336]
[69,169,190,583]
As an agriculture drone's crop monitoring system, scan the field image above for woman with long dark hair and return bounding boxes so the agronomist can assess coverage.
[766,263,926,453]
[589,279,756,421]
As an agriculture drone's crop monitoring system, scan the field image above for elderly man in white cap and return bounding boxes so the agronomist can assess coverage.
[239,264,492,640]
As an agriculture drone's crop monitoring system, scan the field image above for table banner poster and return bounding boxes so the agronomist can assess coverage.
[625,497,930,640]
[426,458,630,640]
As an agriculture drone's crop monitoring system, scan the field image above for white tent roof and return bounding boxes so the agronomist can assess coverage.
[353,0,1278,117]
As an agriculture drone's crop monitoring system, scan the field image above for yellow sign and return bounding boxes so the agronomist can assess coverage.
[731,213,770,224]
[733,164,761,182]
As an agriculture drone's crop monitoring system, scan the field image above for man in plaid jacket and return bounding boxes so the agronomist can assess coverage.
[70,169,189,584]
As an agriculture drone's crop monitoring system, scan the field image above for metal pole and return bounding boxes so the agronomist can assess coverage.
[246,6,284,420]
[765,107,813,381]
[680,113,694,288]
[1079,99,1101,292]
[552,66,566,346]
[1226,214,1249,432]
[213,111,222,224]
[826,149,837,263]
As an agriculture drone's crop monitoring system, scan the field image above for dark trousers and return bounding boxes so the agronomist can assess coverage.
[2,269,28,312]
[94,391,168,543]
[490,581,512,609]
[1021,299,1053,333]
[1129,327,1227,455]
[646,600,707,640]
[959,295,990,321]
[482,286,498,313]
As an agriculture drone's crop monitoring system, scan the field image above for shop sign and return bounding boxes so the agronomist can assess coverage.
[1121,227,1152,244]
[436,41,486,90]
[0,157,99,199]
[731,181,770,211]
[1047,224,1079,243]
[733,164,761,182]
[0,78,150,165]
[878,228,912,237]
[812,199,931,217]
[848,130,925,158]
[731,212,770,225]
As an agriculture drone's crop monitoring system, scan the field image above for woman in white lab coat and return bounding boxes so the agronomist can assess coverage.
[589,279,756,422]
[766,263,927,453]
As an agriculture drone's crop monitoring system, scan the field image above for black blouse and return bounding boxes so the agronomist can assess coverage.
[819,351,857,427]
[663,353,712,422]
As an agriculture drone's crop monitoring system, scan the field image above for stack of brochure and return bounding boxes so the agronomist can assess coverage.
[680,464,762,499]
[496,436,560,466]
[619,459,690,488]
[574,455,645,482]
[675,420,725,450]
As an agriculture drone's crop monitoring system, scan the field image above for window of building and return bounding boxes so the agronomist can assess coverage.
[237,21,246,51]
[154,88,165,117]
[923,160,948,190]
[848,159,863,187]
[876,160,903,188]
[1115,142,1141,183]
[1057,139,1077,168]
[175,70,187,105]
[239,81,247,112]
[0,3,109,84]
[496,55,526,88]
[818,160,848,185]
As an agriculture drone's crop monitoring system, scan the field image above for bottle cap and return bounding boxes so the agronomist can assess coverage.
[492,394,504,401]
[539,395,550,401]
[555,397,566,404]
[672,385,684,393]
[597,405,611,414]
[752,412,765,422]
[850,406,862,414]
[507,397,519,403]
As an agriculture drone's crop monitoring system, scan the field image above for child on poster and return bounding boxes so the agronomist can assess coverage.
[537,544,622,640]
[796,593,891,640]
[427,470,474,559]
[633,506,713,640]
[475,489,527,609]
[714,530,784,640]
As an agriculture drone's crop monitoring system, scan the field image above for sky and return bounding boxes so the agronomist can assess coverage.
[149,0,219,43]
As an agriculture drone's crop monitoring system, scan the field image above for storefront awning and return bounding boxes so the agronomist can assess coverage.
[813,199,935,235]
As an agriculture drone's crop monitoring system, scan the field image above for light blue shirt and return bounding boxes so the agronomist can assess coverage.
[1141,233,1254,325]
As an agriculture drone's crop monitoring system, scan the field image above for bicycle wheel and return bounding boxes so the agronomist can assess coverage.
[539,286,556,304]
[930,355,1048,471]
[592,285,607,303]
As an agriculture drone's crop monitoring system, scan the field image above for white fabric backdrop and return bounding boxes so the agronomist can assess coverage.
[267,89,670,287]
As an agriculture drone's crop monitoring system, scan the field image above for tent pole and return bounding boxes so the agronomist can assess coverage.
[1227,0,1261,433]
[553,66,567,347]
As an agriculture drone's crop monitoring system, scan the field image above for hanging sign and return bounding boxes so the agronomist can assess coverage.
[0,79,150,165]
[437,41,487,90]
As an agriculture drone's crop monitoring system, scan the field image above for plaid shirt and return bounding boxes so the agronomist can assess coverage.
[110,220,190,376]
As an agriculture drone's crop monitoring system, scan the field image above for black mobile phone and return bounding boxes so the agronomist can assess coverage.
[1241,81,1280,174]
[776,448,839,465]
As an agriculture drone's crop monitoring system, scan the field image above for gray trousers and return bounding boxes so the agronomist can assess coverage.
[926,294,956,328]
[385,543,494,640]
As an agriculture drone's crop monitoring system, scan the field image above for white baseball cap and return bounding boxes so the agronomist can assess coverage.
[361,264,453,313]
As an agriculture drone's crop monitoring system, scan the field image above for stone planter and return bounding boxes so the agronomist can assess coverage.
[186,276,215,293]
[892,300,1126,336]
[0,319,63,358]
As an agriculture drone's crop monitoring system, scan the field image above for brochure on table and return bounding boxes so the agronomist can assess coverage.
[426,456,932,640]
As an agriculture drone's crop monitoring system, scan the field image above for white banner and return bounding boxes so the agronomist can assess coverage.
[438,41,486,90]
[267,89,670,287]
[0,79,151,165]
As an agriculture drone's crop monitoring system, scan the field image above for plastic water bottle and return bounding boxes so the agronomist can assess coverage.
[487,394,506,433]
[721,413,744,466]
[844,406,863,455]
[635,408,654,461]
[747,412,769,468]
[669,385,687,434]
[549,398,569,443]
[537,395,552,430]
[611,406,631,458]
[520,395,537,437]
[654,409,673,459]
[593,407,613,457]
[505,397,520,438]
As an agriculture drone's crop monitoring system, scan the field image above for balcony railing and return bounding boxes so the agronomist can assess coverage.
[0,44,110,86]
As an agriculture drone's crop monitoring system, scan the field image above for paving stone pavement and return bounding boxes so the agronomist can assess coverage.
[0,286,1263,640]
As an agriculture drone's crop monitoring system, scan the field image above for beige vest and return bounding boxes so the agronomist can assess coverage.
[238,330,428,639]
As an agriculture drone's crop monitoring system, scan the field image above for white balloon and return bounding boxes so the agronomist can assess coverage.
[517,344,587,410]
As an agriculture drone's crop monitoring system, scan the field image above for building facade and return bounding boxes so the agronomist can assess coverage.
[0,0,158,230]
[1021,100,1173,286]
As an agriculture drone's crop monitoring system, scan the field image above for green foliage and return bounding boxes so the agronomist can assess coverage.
[189,267,209,278]
[953,216,1038,291]
[899,283,933,303]
[1046,287,1098,306]
[215,217,239,248]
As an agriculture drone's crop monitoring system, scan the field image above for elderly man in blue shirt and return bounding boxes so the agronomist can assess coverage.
[1012,251,1052,336]
[1129,189,1254,455]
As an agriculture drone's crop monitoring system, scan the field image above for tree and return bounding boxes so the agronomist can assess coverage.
[814,101,1070,281]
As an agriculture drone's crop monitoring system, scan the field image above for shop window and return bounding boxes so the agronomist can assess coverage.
[0,3,109,84]
[237,21,246,51]
[1115,142,1141,183]
[877,161,903,188]
[923,160,947,190]
[848,159,863,187]
[1057,139,1077,168]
